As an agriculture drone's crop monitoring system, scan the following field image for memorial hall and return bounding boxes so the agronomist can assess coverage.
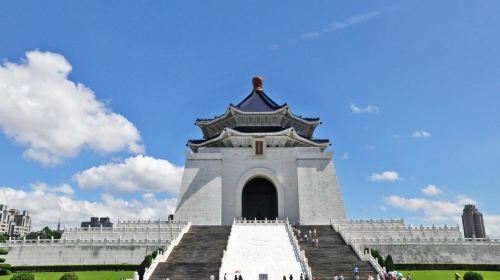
[1,78,499,280]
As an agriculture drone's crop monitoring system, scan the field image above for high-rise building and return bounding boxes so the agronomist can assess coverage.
[0,205,32,237]
[462,204,486,238]
[80,217,113,228]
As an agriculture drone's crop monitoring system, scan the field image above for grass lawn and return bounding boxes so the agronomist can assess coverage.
[0,271,134,280]
[400,270,500,280]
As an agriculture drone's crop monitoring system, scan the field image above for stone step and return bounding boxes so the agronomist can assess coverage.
[149,226,231,280]
[297,225,378,280]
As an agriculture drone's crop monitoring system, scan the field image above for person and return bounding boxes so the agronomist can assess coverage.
[305,234,308,242]
[334,273,339,280]
[290,274,294,280]
[210,274,215,280]
[376,273,381,280]
[339,273,344,280]
[407,273,411,280]
[283,276,287,280]
[354,267,359,276]
[313,228,317,237]
[300,273,304,280]
[239,275,243,280]
[234,275,238,280]
[355,274,360,280]
[368,273,374,280]
[224,273,227,280]
[305,275,309,280]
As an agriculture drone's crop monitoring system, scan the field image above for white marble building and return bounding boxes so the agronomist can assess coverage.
[175,77,346,225]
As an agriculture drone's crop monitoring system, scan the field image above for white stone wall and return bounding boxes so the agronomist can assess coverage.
[4,244,156,266]
[297,151,346,224]
[175,152,222,225]
[175,147,346,225]
[369,242,500,264]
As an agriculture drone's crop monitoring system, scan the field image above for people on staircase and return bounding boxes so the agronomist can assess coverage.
[290,274,294,280]
[367,273,374,280]
[210,274,215,280]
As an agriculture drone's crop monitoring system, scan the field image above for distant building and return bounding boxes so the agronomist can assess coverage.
[0,205,32,237]
[80,217,113,228]
[462,204,486,238]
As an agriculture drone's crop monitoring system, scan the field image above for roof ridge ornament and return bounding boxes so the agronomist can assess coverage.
[252,76,263,91]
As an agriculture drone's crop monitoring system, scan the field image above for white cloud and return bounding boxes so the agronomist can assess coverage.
[412,130,431,138]
[299,11,381,41]
[368,171,400,182]
[31,182,74,195]
[325,11,381,32]
[422,184,443,196]
[385,195,463,222]
[0,185,177,230]
[341,152,349,160]
[484,215,500,238]
[350,103,380,114]
[0,50,143,165]
[74,155,184,194]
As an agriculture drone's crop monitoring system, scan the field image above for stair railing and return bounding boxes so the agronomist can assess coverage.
[142,220,192,280]
[285,218,313,278]
[219,219,236,280]
[331,220,385,278]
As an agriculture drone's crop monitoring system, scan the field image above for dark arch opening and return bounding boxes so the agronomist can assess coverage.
[242,177,278,220]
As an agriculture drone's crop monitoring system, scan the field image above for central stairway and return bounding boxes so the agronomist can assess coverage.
[298,225,377,280]
[150,226,231,280]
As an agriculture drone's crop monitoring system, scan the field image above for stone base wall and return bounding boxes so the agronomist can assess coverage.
[4,245,160,266]
[368,242,500,264]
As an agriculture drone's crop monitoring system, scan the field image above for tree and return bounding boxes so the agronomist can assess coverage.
[25,227,61,240]
[464,272,484,280]
[384,254,394,271]
[60,272,79,280]
[10,272,35,280]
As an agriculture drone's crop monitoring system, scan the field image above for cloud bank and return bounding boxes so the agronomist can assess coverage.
[368,171,401,182]
[0,185,177,229]
[0,50,143,165]
[350,103,380,114]
[74,155,184,194]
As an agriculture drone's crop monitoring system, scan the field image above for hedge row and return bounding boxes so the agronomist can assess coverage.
[394,263,500,271]
[11,264,138,273]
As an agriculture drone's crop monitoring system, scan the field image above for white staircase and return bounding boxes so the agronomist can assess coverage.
[220,220,308,280]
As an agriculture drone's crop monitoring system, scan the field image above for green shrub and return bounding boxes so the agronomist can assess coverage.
[144,255,153,268]
[0,258,5,263]
[394,263,500,271]
[377,256,384,267]
[0,249,7,255]
[464,271,484,280]
[10,272,35,280]
[0,264,11,269]
[59,272,79,280]
[10,264,138,272]
[0,269,11,275]
[151,251,158,259]
[384,254,394,271]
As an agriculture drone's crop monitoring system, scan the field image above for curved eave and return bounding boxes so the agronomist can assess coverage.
[195,105,321,127]
[188,127,329,150]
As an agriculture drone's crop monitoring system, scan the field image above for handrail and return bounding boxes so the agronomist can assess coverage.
[332,222,385,278]
[142,221,191,280]
[284,218,312,278]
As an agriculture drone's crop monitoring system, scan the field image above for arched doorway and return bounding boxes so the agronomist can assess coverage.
[242,177,278,220]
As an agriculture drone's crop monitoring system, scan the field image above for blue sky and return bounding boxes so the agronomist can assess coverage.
[0,1,499,236]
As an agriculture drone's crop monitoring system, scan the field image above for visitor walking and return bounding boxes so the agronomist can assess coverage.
[333,273,339,280]
[284,275,287,280]
[239,275,243,280]
[224,273,227,280]
[300,273,304,280]
[210,274,215,280]
[290,274,294,280]
[367,273,374,280]
[339,273,344,280]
